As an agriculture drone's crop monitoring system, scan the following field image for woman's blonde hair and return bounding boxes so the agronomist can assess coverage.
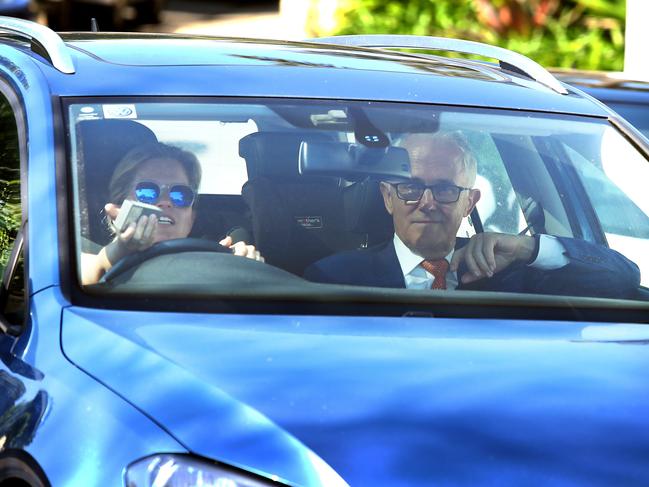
[108,142,202,204]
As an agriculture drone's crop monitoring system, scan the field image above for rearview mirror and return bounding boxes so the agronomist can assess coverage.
[299,142,411,180]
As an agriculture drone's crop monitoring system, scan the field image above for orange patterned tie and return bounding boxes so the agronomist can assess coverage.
[421,259,449,290]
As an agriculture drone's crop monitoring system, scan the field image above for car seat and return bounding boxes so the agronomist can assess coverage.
[239,131,371,275]
[76,119,158,248]
[342,178,394,246]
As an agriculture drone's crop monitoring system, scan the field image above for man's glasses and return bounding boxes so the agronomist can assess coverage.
[134,181,196,208]
[389,182,471,203]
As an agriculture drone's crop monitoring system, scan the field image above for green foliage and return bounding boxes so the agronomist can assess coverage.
[0,100,21,271]
[333,0,625,70]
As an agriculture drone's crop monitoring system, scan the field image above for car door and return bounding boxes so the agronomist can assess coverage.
[0,85,49,485]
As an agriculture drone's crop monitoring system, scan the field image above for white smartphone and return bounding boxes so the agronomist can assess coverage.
[113,199,163,233]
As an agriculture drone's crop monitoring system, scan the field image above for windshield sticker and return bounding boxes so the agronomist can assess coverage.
[296,216,323,229]
[102,104,137,119]
[74,105,102,121]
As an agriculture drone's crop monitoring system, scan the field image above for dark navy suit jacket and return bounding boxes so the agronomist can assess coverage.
[304,236,641,299]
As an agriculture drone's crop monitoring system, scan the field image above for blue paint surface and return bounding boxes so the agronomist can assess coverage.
[62,308,649,486]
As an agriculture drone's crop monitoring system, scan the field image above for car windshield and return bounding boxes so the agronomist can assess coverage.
[68,99,649,304]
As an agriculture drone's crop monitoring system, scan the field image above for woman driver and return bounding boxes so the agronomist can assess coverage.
[81,142,262,285]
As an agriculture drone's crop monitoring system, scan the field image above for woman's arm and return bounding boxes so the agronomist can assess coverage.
[80,204,158,285]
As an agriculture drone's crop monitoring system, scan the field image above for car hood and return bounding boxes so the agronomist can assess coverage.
[62,307,649,486]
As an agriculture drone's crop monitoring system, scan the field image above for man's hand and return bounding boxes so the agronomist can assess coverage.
[219,235,265,262]
[450,233,535,284]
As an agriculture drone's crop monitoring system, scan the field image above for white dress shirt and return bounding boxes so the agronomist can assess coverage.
[393,234,569,290]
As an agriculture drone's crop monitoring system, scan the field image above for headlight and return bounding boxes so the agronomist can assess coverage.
[125,454,284,487]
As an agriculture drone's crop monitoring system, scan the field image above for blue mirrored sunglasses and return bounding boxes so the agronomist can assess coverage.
[134,181,196,208]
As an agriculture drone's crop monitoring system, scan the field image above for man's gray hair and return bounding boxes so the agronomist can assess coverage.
[396,131,477,185]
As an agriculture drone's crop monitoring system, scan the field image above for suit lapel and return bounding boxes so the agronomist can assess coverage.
[374,241,407,288]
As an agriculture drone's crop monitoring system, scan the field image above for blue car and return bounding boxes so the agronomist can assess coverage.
[553,69,649,140]
[1,18,649,487]
[0,0,31,18]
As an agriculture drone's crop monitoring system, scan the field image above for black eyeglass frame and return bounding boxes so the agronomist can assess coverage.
[388,181,473,204]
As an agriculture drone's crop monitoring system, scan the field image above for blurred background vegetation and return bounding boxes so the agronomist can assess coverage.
[0,101,21,271]
[316,0,625,71]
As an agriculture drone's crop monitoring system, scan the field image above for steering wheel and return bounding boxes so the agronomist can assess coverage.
[101,238,231,283]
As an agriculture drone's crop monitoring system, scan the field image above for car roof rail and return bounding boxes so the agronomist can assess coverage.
[0,16,75,74]
[310,34,568,95]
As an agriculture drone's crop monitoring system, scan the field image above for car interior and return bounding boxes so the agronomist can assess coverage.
[69,99,649,300]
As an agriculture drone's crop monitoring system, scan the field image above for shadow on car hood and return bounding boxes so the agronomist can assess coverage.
[62,307,649,486]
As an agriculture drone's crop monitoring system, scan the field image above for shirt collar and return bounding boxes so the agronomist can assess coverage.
[393,234,454,277]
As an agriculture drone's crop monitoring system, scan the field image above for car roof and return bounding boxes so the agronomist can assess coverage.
[551,68,649,91]
[552,68,649,104]
[1,24,609,117]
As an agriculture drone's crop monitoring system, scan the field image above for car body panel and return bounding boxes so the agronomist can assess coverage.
[0,43,62,294]
[9,36,601,117]
[61,306,347,487]
[63,306,649,486]
[0,0,30,18]
[1,287,186,486]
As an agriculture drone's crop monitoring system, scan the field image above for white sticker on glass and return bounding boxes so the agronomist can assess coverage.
[102,104,137,119]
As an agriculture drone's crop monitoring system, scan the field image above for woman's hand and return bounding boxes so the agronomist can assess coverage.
[219,235,265,262]
[104,203,158,265]
[81,204,159,285]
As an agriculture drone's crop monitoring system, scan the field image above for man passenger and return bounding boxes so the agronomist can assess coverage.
[304,132,640,298]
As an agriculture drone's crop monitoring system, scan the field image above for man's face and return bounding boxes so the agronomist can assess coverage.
[380,135,481,258]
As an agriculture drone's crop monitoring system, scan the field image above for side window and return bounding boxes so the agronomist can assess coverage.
[0,92,24,329]
[564,144,649,238]
[459,131,526,237]
[561,127,649,287]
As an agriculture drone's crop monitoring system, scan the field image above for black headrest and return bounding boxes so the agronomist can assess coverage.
[239,131,332,180]
[78,119,158,193]
[77,119,158,244]
[343,179,393,243]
